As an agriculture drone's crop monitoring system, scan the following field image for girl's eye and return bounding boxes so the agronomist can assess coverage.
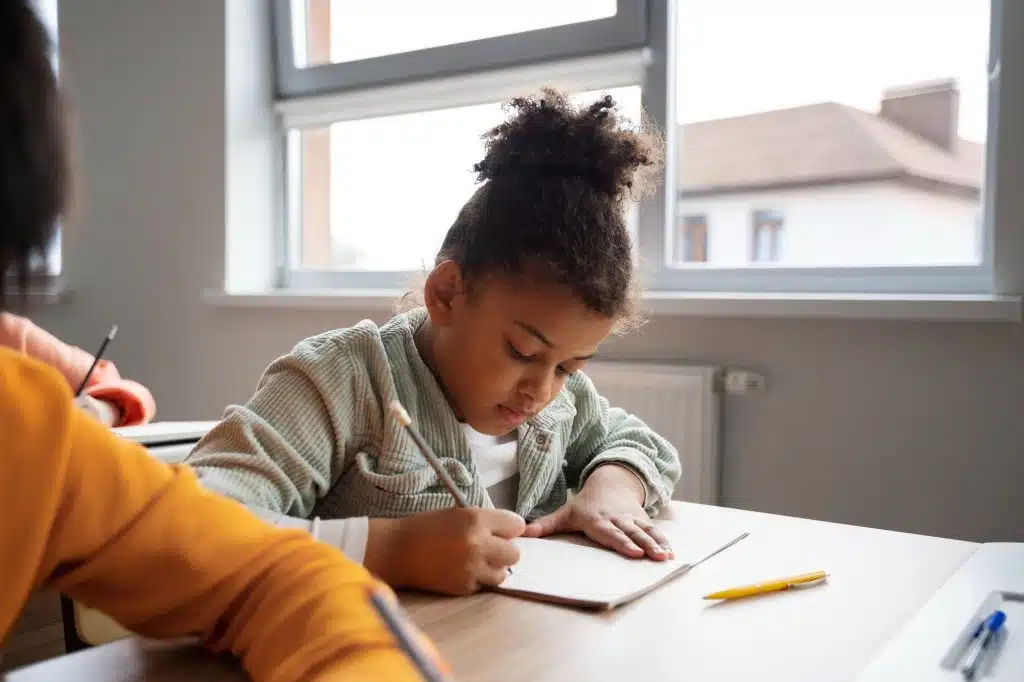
[506,342,532,362]
[555,365,573,378]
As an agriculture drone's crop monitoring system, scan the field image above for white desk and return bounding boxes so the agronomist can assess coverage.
[112,421,216,465]
[6,503,980,682]
[114,422,218,446]
[855,542,1024,681]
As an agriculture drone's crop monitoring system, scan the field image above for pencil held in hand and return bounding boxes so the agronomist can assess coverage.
[389,400,470,507]
[389,400,518,578]
[75,325,118,397]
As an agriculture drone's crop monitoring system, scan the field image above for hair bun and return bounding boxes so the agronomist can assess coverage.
[474,88,663,199]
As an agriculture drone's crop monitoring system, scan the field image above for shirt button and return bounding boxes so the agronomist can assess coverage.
[536,433,549,447]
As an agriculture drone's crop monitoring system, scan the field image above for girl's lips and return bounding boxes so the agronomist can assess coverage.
[497,404,528,426]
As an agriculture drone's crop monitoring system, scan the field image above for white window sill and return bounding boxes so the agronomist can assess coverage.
[203,289,1021,322]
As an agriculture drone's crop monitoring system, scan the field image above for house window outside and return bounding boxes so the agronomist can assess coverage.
[751,210,784,263]
[676,214,708,263]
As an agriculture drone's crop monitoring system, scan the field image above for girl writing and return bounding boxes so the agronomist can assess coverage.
[188,90,682,595]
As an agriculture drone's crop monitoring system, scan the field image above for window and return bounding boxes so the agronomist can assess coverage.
[751,210,783,263]
[274,0,644,99]
[291,0,617,67]
[662,0,996,292]
[272,0,1007,296]
[676,214,709,263]
[275,1,647,289]
[289,87,642,273]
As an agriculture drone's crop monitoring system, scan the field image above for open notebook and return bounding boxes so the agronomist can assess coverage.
[494,522,748,610]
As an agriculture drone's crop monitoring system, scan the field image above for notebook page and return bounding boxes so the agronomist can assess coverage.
[495,522,747,608]
[497,537,688,606]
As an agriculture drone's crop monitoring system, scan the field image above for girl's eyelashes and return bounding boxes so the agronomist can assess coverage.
[505,341,533,362]
[506,340,580,377]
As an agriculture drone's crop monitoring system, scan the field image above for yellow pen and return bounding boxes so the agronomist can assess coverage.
[703,570,828,600]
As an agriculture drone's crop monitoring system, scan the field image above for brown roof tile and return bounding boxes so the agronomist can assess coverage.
[677,102,983,196]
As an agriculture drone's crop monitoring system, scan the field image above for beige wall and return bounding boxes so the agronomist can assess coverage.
[36,0,1024,546]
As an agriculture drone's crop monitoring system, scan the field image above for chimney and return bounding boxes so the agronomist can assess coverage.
[879,78,959,151]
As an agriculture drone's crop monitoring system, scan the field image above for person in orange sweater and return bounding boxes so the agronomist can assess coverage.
[0,2,449,680]
[0,312,157,427]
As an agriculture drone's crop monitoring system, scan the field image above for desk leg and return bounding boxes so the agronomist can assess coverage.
[60,595,89,653]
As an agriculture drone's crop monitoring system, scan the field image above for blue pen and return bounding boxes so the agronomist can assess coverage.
[961,609,1006,680]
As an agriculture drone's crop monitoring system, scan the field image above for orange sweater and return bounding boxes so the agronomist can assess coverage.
[0,313,156,426]
[0,348,447,682]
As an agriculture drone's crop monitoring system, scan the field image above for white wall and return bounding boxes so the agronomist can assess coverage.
[678,183,981,266]
[36,0,1024,544]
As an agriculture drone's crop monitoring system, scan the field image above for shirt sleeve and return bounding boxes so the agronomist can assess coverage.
[252,509,371,565]
[82,377,156,426]
[4,362,433,682]
[563,373,682,513]
[186,336,361,518]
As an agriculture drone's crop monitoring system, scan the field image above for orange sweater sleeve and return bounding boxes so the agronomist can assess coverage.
[0,349,447,682]
[0,312,156,426]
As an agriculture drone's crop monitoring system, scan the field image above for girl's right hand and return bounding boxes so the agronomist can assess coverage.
[365,508,524,595]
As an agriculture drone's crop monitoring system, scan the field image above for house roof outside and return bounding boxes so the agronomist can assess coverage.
[676,86,985,199]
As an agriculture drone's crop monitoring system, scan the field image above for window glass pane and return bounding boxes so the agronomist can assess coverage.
[751,210,784,263]
[671,0,990,269]
[294,0,617,67]
[291,86,642,272]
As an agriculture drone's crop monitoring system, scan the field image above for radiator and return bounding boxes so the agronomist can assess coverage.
[583,362,722,505]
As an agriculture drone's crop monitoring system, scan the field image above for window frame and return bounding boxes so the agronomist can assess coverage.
[271,0,646,100]
[271,0,1009,298]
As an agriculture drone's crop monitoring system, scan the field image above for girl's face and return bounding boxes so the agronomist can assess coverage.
[423,264,616,436]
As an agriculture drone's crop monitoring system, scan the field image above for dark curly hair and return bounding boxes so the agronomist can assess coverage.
[436,88,663,330]
[0,0,69,310]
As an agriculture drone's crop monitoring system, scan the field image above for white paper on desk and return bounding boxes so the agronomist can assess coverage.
[494,522,745,610]
[114,421,218,445]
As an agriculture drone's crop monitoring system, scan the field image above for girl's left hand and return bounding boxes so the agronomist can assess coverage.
[521,464,674,561]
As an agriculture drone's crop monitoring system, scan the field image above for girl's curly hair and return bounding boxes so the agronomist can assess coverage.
[435,88,663,331]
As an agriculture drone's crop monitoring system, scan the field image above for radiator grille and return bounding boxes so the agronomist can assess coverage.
[584,362,722,505]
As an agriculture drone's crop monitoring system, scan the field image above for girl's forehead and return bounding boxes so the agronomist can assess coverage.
[470,281,615,350]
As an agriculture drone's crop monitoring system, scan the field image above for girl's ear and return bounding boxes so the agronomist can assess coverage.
[423,260,466,327]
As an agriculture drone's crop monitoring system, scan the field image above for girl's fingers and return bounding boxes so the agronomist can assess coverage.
[587,518,644,558]
[636,521,674,559]
[617,518,671,561]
